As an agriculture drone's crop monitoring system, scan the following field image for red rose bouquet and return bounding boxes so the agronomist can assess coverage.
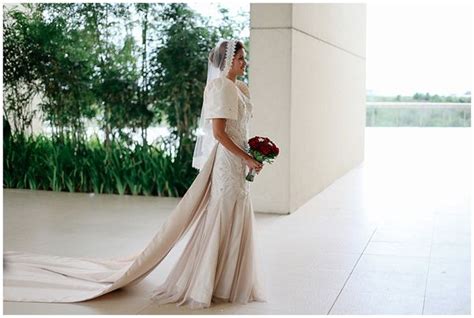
[245,136,280,182]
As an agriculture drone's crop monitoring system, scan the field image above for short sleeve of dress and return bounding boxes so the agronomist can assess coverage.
[204,77,239,120]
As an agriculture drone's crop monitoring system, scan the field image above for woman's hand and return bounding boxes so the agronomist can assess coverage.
[244,155,263,174]
[211,119,264,174]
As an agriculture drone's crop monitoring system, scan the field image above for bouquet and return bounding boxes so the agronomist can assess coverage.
[245,136,280,182]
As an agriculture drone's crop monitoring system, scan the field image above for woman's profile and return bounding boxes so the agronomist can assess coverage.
[3,39,267,310]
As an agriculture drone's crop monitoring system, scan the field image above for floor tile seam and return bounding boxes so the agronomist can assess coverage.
[326,226,378,314]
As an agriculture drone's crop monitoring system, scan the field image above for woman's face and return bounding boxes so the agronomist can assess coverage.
[231,48,248,77]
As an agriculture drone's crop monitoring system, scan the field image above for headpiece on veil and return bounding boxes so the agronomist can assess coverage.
[192,39,238,170]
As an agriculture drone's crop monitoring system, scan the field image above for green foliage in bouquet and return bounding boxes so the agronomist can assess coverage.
[248,149,277,164]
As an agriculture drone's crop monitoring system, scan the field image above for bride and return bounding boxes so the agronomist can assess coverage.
[3,39,268,309]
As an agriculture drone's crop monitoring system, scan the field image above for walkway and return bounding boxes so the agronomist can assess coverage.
[3,127,470,314]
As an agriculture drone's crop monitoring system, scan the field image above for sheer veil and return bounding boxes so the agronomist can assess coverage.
[192,39,237,170]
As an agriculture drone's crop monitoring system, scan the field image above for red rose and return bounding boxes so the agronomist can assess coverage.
[261,144,272,155]
[249,139,259,149]
[247,136,280,158]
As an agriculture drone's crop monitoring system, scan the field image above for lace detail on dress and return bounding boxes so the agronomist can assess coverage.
[235,80,253,119]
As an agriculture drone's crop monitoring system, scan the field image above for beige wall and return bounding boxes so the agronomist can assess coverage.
[249,3,366,214]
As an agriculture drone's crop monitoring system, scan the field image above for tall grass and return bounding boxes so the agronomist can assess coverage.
[3,133,197,197]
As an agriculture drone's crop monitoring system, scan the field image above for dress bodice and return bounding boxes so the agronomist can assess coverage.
[224,79,253,151]
[210,79,254,199]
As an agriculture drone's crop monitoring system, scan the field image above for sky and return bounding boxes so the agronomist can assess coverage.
[366,2,472,96]
[188,1,250,39]
[190,1,472,96]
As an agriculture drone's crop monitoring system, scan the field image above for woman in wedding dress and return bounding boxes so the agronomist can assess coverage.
[3,39,268,309]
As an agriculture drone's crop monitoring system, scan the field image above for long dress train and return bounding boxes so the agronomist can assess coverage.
[3,78,267,309]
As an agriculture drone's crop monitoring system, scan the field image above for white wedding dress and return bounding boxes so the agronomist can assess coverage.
[3,77,268,309]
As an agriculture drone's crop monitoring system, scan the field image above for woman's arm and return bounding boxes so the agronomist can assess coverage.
[211,119,263,173]
[212,118,250,161]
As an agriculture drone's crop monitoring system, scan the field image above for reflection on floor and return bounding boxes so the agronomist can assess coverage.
[3,127,471,314]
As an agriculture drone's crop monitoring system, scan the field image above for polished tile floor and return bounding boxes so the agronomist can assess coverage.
[3,127,471,314]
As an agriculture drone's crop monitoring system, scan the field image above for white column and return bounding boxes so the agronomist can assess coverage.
[249,3,366,214]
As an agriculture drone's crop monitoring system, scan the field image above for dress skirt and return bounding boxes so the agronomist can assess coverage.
[3,142,267,309]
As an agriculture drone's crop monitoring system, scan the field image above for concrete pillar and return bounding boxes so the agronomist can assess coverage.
[248,3,366,214]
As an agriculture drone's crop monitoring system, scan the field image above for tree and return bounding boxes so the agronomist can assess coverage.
[4,4,100,139]
[149,3,246,193]
[3,2,253,196]
[3,5,42,135]
[132,3,163,145]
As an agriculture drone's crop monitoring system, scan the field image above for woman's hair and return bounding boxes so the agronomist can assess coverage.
[209,40,245,71]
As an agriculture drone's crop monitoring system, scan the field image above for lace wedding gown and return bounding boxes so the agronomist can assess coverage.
[3,77,267,309]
